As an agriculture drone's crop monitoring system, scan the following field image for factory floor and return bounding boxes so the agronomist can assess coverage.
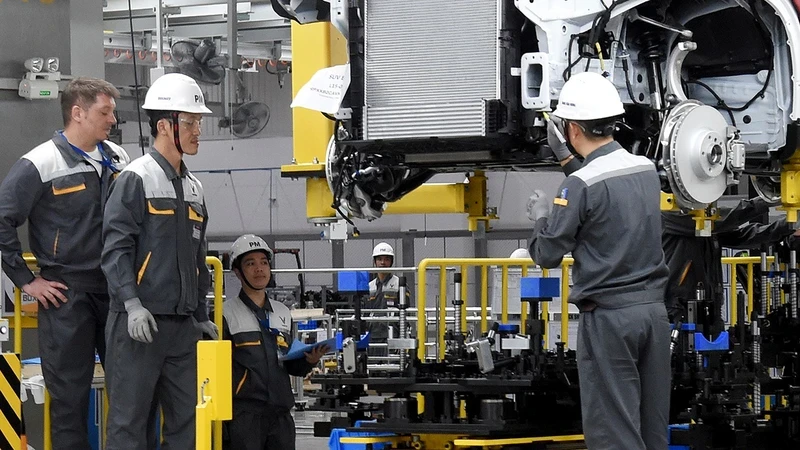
[294,409,339,450]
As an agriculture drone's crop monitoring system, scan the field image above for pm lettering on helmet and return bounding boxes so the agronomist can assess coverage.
[249,241,262,248]
[194,94,201,103]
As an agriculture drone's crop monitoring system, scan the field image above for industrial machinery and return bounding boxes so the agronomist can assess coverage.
[668,249,800,449]
[309,273,584,443]
[278,0,800,230]
[302,257,800,448]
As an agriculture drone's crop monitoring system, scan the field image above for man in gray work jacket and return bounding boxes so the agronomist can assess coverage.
[223,234,327,450]
[528,71,670,450]
[101,73,217,449]
[0,78,128,450]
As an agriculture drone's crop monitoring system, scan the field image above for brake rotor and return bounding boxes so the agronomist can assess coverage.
[661,100,730,210]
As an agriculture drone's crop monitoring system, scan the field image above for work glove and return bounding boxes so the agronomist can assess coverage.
[527,190,552,222]
[124,298,158,343]
[195,319,219,340]
[547,116,572,162]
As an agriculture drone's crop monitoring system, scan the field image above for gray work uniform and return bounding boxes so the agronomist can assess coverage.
[529,141,671,450]
[222,290,315,450]
[0,132,129,450]
[101,149,210,450]
[365,275,410,356]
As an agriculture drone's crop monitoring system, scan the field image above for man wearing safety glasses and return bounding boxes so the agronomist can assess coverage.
[101,72,217,449]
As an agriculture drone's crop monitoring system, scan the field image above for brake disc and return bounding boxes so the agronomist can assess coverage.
[660,100,731,210]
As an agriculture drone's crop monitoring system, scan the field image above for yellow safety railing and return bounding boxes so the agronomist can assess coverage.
[416,255,774,361]
[10,256,225,450]
[416,258,554,361]
[555,256,772,346]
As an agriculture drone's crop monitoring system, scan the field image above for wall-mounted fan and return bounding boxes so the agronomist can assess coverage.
[232,101,270,138]
[170,39,226,85]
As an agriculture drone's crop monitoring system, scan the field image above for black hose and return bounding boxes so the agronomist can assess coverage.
[127,0,146,156]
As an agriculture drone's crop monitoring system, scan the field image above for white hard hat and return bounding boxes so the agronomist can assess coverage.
[142,73,212,114]
[230,234,273,264]
[552,72,624,121]
[372,242,394,258]
[510,248,531,259]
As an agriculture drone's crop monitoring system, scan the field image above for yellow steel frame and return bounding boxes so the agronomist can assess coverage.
[452,434,585,448]
[780,148,800,224]
[196,340,233,450]
[303,168,497,230]
[660,192,721,235]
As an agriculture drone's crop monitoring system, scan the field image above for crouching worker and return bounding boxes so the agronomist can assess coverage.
[223,234,328,450]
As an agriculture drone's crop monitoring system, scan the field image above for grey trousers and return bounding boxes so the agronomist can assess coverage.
[104,313,200,450]
[38,289,108,450]
[577,302,671,450]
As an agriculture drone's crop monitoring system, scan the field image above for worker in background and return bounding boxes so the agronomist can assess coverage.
[365,242,411,357]
[101,73,217,449]
[223,234,327,450]
[663,201,798,331]
[0,78,129,450]
[528,71,670,450]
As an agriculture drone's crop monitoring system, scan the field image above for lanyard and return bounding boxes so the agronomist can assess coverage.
[60,132,119,173]
[257,311,280,336]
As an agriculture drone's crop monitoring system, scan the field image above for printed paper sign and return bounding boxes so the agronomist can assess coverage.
[290,64,350,114]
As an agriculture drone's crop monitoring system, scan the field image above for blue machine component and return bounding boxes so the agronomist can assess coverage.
[335,331,371,351]
[519,277,560,301]
[695,331,730,352]
[668,424,690,450]
[497,324,520,334]
[669,323,696,331]
[338,271,370,294]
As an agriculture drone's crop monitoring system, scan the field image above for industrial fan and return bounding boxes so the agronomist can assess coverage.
[170,39,226,85]
[231,101,270,138]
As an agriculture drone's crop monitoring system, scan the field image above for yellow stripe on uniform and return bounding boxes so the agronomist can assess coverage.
[52,183,86,195]
[0,353,21,449]
[554,198,568,206]
[147,201,175,215]
[236,370,248,395]
[188,207,204,222]
[137,251,152,285]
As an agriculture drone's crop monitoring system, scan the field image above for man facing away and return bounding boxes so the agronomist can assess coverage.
[528,71,671,450]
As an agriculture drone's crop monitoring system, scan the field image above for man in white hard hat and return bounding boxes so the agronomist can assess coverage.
[527,71,671,450]
[365,242,410,357]
[101,73,217,449]
[223,234,327,450]
[0,77,129,450]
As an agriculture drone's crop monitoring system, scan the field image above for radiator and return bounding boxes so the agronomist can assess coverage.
[363,0,503,140]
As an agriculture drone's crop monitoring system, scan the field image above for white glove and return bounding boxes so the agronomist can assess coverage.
[124,298,158,343]
[527,190,553,222]
[195,320,219,340]
[547,116,572,162]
